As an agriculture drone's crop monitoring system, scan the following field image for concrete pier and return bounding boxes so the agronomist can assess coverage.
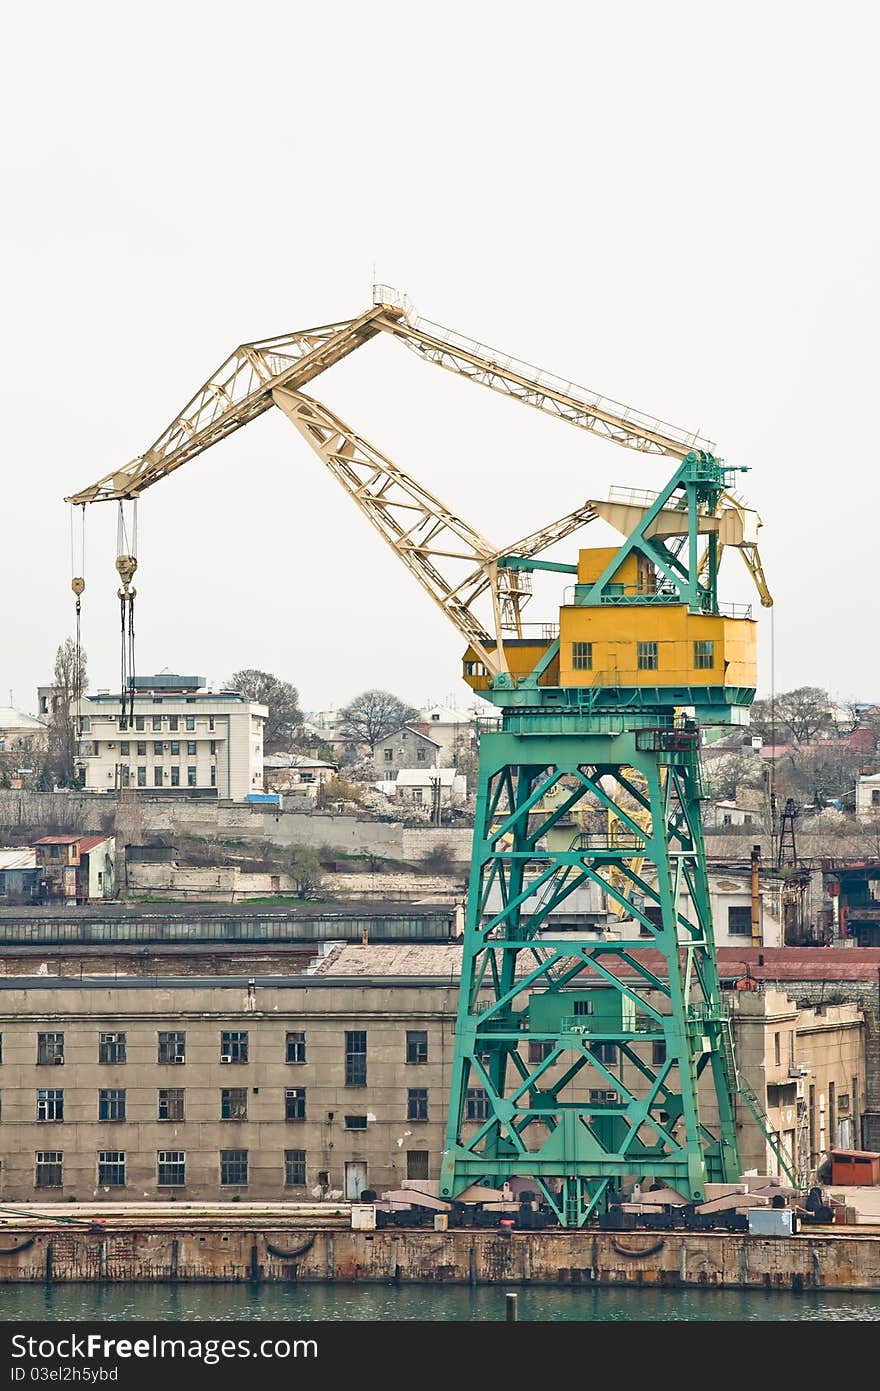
[1,1218,880,1289]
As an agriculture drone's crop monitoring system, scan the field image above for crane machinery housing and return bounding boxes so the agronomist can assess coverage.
[65,286,777,1227]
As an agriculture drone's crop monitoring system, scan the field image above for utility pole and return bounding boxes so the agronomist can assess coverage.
[750,844,762,948]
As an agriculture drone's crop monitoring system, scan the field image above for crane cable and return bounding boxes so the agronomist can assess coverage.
[115,501,138,723]
[69,505,86,738]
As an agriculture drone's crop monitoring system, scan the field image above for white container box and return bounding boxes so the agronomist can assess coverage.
[351,1203,377,1230]
[747,1208,794,1236]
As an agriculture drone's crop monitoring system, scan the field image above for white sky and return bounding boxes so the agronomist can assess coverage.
[2,2,877,716]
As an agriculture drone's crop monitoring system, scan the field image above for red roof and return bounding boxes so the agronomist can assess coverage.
[567,946,880,985]
[32,834,110,851]
[77,835,111,853]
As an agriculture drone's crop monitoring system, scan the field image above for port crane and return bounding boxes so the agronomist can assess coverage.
[66,287,778,1224]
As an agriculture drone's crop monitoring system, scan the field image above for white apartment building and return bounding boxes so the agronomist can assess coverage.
[79,675,266,801]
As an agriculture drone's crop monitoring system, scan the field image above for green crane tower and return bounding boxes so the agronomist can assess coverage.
[439,451,771,1226]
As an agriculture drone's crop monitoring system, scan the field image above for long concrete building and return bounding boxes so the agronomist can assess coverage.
[0,945,867,1203]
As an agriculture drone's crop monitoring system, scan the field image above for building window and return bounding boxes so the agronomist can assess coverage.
[285,1031,306,1064]
[413,788,423,803]
[157,1151,185,1187]
[220,1031,248,1064]
[98,1088,126,1121]
[120,741,130,755]
[153,741,163,756]
[187,767,197,787]
[221,1088,248,1120]
[137,767,146,787]
[407,1088,429,1120]
[158,1031,185,1064]
[345,1114,368,1130]
[774,1032,781,1066]
[37,1033,64,1065]
[210,740,217,755]
[79,715,91,732]
[220,1150,248,1186]
[135,717,145,731]
[725,906,752,938]
[873,790,880,808]
[573,999,593,1016]
[209,716,215,731]
[528,1040,552,1063]
[593,1043,618,1064]
[464,660,488,677]
[637,641,658,671]
[185,716,195,731]
[98,1151,126,1187]
[170,740,180,756]
[152,716,162,731]
[384,749,393,762]
[136,741,146,757]
[37,1089,64,1122]
[589,1089,620,1104]
[466,1088,489,1121]
[572,641,593,671]
[416,747,426,762]
[154,767,163,787]
[158,1089,184,1121]
[187,740,196,756]
[120,765,131,787]
[169,716,179,732]
[345,1031,367,1086]
[118,716,128,731]
[171,766,180,786]
[210,765,216,788]
[35,1152,63,1187]
[285,1150,306,1187]
[652,1041,668,1066]
[406,1151,429,1181]
[693,640,715,670]
[285,1087,306,1120]
[406,1030,428,1064]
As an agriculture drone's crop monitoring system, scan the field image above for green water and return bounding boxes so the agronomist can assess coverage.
[1,1283,879,1321]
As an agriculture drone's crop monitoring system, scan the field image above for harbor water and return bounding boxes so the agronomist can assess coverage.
[2,1283,880,1321]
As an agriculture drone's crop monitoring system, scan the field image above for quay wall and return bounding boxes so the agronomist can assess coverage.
[1,1227,880,1290]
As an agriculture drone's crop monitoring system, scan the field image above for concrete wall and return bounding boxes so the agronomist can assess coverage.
[1,1224,879,1289]
[125,863,460,903]
[0,790,475,865]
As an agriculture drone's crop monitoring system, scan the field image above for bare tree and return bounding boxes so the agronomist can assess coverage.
[228,669,303,752]
[46,639,88,787]
[750,687,833,745]
[338,689,418,752]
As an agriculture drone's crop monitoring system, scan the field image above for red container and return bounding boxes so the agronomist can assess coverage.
[830,1150,880,1186]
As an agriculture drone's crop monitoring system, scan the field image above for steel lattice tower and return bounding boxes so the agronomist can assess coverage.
[440,452,756,1225]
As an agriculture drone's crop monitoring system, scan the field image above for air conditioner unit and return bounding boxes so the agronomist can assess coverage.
[789,1066,810,1078]
[53,1056,64,1065]
[164,744,170,749]
[220,1055,232,1064]
[173,1055,185,1064]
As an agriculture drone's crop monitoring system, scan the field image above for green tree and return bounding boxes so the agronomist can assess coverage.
[285,845,323,899]
[338,689,418,752]
[228,669,303,752]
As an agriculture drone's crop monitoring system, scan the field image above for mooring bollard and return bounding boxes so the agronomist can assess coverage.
[506,1291,518,1321]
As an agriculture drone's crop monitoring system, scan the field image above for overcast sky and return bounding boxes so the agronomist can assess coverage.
[2,2,877,717]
